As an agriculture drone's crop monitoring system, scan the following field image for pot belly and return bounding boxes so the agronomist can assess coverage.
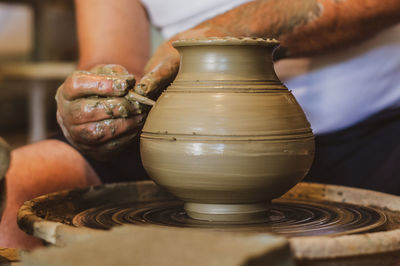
[140,135,314,204]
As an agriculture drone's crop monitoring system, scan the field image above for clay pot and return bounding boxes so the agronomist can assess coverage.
[140,37,315,222]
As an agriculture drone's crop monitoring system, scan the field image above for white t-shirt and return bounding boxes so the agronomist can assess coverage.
[141,0,400,134]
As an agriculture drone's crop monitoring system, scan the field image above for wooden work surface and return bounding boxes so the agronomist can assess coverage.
[0,62,75,80]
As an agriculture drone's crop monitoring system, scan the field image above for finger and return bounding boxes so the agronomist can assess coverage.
[68,115,145,145]
[135,54,180,97]
[57,110,139,158]
[77,132,140,156]
[125,91,155,106]
[56,110,78,149]
[90,64,130,76]
[62,71,135,100]
[60,97,142,125]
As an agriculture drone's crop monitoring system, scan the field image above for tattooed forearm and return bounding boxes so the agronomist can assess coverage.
[183,0,400,58]
[138,0,400,97]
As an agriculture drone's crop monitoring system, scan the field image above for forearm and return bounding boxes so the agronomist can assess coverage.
[75,0,150,77]
[180,0,400,58]
[136,0,399,97]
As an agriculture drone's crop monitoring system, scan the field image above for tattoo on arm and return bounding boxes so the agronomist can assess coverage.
[188,0,400,58]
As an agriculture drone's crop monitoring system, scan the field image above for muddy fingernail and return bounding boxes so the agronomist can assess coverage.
[113,79,129,93]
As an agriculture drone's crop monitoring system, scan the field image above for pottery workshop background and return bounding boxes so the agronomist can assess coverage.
[0,1,163,148]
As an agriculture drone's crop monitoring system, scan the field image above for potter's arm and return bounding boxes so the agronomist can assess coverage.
[137,0,400,95]
[56,0,151,158]
[75,0,150,76]
[189,0,400,58]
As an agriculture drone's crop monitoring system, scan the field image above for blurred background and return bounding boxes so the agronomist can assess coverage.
[0,0,162,148]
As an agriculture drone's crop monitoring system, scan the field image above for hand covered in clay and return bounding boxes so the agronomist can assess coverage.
[56,64,148,158]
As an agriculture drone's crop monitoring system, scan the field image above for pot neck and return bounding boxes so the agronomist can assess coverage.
[174,45,280,83]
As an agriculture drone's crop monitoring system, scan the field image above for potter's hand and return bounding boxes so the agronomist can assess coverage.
[135,40,180,98]
[135,29,215,96]
[56,64,146,158]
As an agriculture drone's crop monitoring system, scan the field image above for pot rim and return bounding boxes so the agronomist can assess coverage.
[173,37,280,48]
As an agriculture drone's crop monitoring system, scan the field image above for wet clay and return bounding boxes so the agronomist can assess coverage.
[21,226,293,266]
[140,37,315,221]
[71,198,386,237]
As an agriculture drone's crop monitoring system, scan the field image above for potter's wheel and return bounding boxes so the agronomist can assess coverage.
[71,199,386,237]
[18,181,400,265]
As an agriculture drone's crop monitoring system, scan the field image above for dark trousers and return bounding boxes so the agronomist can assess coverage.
[305,107,400,195]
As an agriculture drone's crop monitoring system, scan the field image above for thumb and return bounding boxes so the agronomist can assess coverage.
[135,51,180,98]
[124,58,179,108]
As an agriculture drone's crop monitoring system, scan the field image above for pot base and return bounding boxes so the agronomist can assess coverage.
[184,202,271,222]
